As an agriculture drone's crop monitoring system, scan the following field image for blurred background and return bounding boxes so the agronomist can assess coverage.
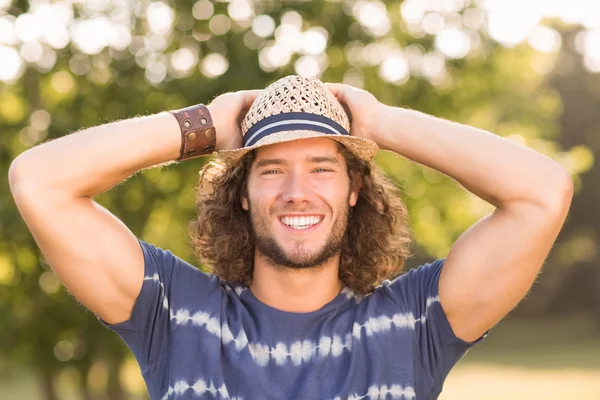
[1,0,600,399]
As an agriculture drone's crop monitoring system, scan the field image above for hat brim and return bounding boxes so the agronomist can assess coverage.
[217,130,379,166]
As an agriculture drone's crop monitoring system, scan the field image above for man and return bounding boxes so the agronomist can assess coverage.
[8,75,572,399]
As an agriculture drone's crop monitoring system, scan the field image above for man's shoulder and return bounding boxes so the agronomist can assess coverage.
[366,259,446,313]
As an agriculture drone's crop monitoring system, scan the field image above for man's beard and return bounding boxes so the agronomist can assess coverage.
[249,197,350,270]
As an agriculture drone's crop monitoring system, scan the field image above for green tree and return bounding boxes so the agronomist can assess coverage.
[0,1,586,398]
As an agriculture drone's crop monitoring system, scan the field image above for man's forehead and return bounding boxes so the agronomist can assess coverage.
[254,155,341,169]
[254,137,340,160]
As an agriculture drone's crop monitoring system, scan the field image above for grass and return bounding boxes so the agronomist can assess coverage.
[459,314,600,370]
[440,314,600,400]
[441,365,600,400]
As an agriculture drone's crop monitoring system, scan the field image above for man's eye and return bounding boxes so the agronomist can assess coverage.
[261,170,281,175]
[314,168,333,173]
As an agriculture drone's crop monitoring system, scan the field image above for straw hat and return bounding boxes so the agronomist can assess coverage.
[217,75,379,165]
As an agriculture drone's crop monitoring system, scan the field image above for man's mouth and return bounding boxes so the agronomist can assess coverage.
[279,215,323,230]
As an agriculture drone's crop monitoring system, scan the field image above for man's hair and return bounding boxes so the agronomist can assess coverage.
[188,143,413,295]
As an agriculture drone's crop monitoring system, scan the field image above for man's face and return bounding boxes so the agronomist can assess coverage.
[242,137,360,270]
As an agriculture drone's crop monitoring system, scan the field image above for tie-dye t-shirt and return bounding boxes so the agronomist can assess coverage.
[101,240,484,400]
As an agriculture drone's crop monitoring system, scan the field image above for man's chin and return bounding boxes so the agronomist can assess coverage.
[269,249,324,270]
[258,246,333,270]
[255,234,342,270]
[284,255,325,270]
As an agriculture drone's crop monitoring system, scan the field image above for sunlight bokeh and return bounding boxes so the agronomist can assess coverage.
[1,0,599,85]
[1,1,599,399]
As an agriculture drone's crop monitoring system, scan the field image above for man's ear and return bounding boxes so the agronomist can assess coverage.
[241,196,249,211]
[349,173,362,207]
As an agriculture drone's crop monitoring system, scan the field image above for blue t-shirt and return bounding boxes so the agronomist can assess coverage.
[101,240,484,399]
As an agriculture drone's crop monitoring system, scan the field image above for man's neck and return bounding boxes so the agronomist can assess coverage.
[249,252,343,313]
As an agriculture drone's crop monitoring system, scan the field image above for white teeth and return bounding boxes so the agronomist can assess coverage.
[280,216,322,230]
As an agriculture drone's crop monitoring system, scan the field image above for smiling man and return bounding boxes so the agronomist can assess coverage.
[247,140,352,269]
[9,75,572,399]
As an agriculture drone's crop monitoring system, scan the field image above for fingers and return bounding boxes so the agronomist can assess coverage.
[238,89,263,108]
[325,82,357,101]
[324,83,352,122]
[233,90,262,126]
[324,83,345,98]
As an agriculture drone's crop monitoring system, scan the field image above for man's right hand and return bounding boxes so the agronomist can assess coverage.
[7,88,262,326]
[208,90,262,151]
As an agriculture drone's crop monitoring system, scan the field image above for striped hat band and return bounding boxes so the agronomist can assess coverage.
[243,112,349,147]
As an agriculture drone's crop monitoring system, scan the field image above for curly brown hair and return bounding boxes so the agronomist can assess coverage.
[188,143,413,295]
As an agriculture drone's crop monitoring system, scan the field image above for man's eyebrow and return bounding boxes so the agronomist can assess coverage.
[308,156,340,165]
[255,158,287,168]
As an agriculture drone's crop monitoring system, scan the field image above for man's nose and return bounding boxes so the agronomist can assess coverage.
[281,171,311,204]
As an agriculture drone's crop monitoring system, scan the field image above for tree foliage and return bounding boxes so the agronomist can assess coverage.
[0,0,591,398]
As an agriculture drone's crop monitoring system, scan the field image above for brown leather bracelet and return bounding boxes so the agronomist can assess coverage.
[169,104,216,161]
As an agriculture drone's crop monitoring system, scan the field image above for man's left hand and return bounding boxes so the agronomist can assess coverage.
[324,83,388,146]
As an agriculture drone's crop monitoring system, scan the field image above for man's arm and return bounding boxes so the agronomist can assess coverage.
[326,84,573,343]
[8,112,182,324]
[376,107,572,343]
[8,91,261,325]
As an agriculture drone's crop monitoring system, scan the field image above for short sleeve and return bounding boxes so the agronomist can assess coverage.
[381,259,487,383]
[99,239,220,369]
